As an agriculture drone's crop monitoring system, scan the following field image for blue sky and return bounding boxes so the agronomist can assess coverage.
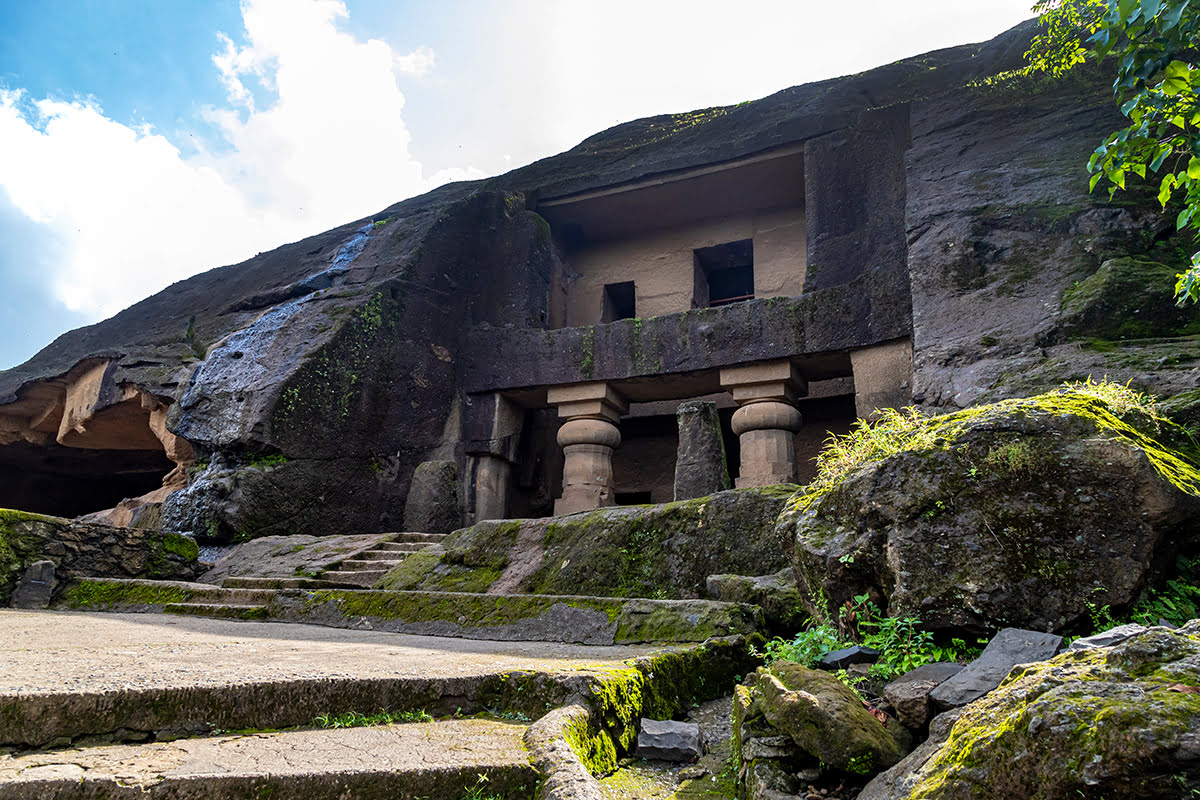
[0,0,1040,370]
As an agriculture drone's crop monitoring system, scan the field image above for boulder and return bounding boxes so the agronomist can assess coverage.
[930,628,1062,712]
[674,400,731,501]
[861,625,1200,799]
[883,662,964,729]
[754,662,908,776]
[783,386,1200,634]
[636,719,702,761]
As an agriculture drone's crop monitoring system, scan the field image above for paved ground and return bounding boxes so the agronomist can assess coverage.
[0,609,673,695]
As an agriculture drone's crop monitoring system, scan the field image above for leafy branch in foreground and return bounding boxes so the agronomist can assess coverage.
[1027,0,1200,303]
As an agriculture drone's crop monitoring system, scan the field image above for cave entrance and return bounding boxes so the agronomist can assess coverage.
[0,359,193,521]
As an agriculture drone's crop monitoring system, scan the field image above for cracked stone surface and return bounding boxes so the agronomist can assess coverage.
[0,720,533,798]
[0,609,672,696]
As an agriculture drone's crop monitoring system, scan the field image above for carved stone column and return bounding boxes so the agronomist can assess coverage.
[547,382,628,515]
[720,361,806,488]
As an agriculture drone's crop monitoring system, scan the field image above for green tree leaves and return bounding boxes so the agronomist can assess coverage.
[1028,0,1200,303]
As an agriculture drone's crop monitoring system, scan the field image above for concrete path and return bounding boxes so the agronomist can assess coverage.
[0,719,536,799]
[0,609,677,748]
[0,609,668,695]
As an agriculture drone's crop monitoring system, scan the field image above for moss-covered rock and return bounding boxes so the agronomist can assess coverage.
[861,625,1200,799]
[0,509,198,604]
[1162,388,1200,443]
[378,486,796,599]
[756,662,906,777]
[1058,257,1200,342]
[783,384,1200,634]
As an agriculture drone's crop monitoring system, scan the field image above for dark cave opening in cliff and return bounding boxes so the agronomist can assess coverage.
[0,440,173,518]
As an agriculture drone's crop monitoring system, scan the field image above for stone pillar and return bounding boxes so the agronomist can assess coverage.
[674,400,731,501]
[720,361,806,488]
[850,339,913,419]
[465,393,524,523]
[547,382,628,516]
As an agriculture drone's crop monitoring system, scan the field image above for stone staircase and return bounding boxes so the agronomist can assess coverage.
[318,532,446,587]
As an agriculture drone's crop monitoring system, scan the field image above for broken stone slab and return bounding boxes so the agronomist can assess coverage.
[740,734,799,761]
[930,628,1062,712]
[883,662,963,729]
[705,569,804,633]
[1066,623,1147,650]
[11,560,56,609]
[819,644,880,670]
[637,719,702,761]
[674,400,731,501]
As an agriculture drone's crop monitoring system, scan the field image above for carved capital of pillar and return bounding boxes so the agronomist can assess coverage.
[720,361,806,488]
[549,383,628,516]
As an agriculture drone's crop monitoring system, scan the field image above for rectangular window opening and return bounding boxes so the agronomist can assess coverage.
[602,280,637,322]
[694,239,754,307]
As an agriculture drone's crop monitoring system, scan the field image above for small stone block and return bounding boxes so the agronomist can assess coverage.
[1067,623,1148,651]
[637,719,702,761]
[884,662,964,729]
[11,560,56,609]
[818,644,880,670]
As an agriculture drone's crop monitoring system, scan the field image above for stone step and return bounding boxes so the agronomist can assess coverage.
[354,548,420,561]
[335,559,403,571]
[376,542,434,554]
[0,719,536,799]
[219,577,359,590]
[62,577,763,645]
[1,608,688,749]
[318,569,388,586]
[386,532,448,544]
[164,602,269,620]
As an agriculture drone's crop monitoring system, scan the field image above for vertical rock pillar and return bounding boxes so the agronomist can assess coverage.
[720,361,806,488]
[548,382,628,515]
[465,393,524,523]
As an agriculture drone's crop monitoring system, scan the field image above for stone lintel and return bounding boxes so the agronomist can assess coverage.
[719,360,807,404]
[547,382,628,423]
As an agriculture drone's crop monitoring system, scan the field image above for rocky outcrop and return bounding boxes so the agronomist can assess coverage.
[0,508,199,604]
[861,625,1200,799]
[378,485,796,598]
[783,385,1200,634]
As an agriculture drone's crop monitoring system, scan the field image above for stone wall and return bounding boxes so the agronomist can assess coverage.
[0,508,199,604]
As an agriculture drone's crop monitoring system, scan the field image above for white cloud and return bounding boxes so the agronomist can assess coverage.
[0,0,482,321]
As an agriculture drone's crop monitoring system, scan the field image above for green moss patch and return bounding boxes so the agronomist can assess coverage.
[1060,256,1200,341]
[63,578,192,610]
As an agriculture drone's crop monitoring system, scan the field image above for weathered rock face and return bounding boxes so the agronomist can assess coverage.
[0,508,199,603]
[783,387,1200,634]
[862,625,1200,800]
[379,486,796,599]
[1,18,1197,540]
